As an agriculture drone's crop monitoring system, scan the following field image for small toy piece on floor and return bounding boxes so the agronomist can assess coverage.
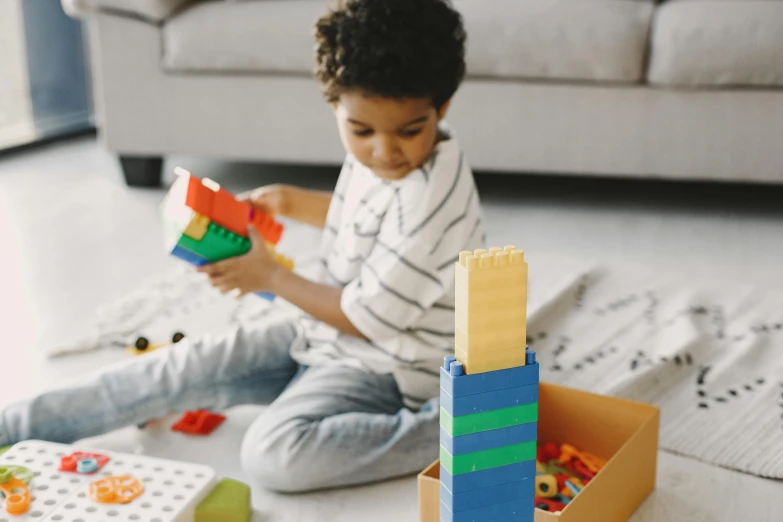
[535,441,607,512]
[195,477,251,522]
[90,475,144,504]
[60,451,110,474]
[172,410,226,436]
[0,476,31,515]
[126,331,187,356]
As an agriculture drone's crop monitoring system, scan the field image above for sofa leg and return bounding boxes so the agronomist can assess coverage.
[119,155,163,187]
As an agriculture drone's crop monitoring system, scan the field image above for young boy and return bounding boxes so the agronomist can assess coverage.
[0,0,484,492]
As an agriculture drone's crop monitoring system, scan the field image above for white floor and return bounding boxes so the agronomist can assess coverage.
[1,137,782,520]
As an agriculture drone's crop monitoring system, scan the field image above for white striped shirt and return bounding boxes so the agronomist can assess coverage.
[290,125,485,409]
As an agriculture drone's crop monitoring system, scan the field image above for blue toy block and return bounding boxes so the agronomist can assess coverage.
[440,478,533,512]
[440,460,536,494]
[171,244,209,267]
[440,497,534,522]
[525,350,536,365]
[440,361,539,398]
[440,383,538,416]
[439,422,537,455]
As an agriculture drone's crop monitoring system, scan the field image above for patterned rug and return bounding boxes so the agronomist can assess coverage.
[48,250,783,479]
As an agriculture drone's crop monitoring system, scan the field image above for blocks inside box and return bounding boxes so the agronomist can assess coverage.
[421,382,659,522]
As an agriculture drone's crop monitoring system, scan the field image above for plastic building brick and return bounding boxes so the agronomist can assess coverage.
[440,403,538,437]
[440,357,539,397]
[250,208,283,245]
[440,440,536,475]
[60,451,110,474]
[171,244,210,267]
[195,478,251,522]
[440,245,537,522]
[171,410,226,436]
[440,496,534,522]
[439,422,537,455]
[183,213,211,241]
[89,475,144,504]
[0,477,31,515]
[441,460,536,494]
[440,382,537,416]
[177,222,251,262]
[0,466,33,484]
[535,474,558,498]
[455,246,528,375]
[208,182,254,237]
[77,458,99,473]
[0,440,216,521]
[441,479,534,513]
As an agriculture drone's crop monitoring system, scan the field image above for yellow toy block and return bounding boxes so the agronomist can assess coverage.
[455,345,528,374]
[454,245,528,374]
[455,326,526,354]
[183,213,210,241]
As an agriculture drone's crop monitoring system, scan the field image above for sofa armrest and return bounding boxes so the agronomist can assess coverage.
[62,0,199,22]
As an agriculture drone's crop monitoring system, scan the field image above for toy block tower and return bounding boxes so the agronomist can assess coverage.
[161,168,291,299]
[440,245,538,522]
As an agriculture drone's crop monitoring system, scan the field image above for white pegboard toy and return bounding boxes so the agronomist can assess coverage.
[0,440,217,522]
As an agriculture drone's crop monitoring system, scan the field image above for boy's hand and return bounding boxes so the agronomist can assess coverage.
[238,184,289,217]
[197,226,282,297]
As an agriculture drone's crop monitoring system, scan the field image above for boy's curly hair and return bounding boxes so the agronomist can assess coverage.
[314,0,467,110]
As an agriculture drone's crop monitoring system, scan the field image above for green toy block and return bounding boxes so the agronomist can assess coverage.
[195,478,251,522]
[440,403,538,437]
[177,222,250,262]
[440,440,536,475]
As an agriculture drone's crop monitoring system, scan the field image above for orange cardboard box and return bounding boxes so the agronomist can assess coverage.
[419,382,659,522]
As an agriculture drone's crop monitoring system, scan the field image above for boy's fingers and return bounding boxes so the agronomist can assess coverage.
[247,225,264,247]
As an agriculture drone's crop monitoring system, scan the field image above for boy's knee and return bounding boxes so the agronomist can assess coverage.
[239,419,318,493]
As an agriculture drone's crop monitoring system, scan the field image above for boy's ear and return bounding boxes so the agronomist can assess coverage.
[330,100,339,113]
[437,99,452,120]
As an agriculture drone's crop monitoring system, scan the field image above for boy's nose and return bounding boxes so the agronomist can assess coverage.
[372,135,399,162]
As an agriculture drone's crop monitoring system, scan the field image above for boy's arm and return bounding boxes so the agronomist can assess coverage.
[280,186,333,229]
[268,268,365,339]
[199,228,364,339]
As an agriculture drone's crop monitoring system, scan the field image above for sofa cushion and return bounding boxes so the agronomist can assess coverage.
[164,0,329,74]
[649,0,783,87]
[455,0,654,83]
[164,0,654,84]
[63,0,196,22]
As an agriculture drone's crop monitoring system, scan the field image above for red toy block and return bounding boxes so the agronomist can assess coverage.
[59,451,110,474]
[211,187,253,237]
[541,441,559,461]
[250,209,284,245]
[185,176,216,216]
[171,410,226,436]
[535,497,567,512]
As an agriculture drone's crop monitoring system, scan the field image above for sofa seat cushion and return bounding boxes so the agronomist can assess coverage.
[164,0,653,84]
[649,0,783,87]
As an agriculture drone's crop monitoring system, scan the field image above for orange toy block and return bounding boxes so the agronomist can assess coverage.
[251,209,284,245]
[0,477,31,515]
[90,476,144,504]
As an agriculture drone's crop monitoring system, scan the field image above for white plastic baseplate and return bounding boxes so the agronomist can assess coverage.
[0,440,216,522]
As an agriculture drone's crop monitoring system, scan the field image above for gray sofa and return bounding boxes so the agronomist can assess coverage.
[64,0,783,186]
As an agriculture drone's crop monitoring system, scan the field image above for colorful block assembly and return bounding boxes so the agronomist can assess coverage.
[440,245,538,522]
[161,167,292,299]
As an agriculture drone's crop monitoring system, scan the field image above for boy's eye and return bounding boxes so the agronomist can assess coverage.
[353,128,373,137]
[400,128,423,137]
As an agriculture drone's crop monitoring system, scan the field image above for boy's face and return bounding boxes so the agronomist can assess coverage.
[332,91,450,181]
